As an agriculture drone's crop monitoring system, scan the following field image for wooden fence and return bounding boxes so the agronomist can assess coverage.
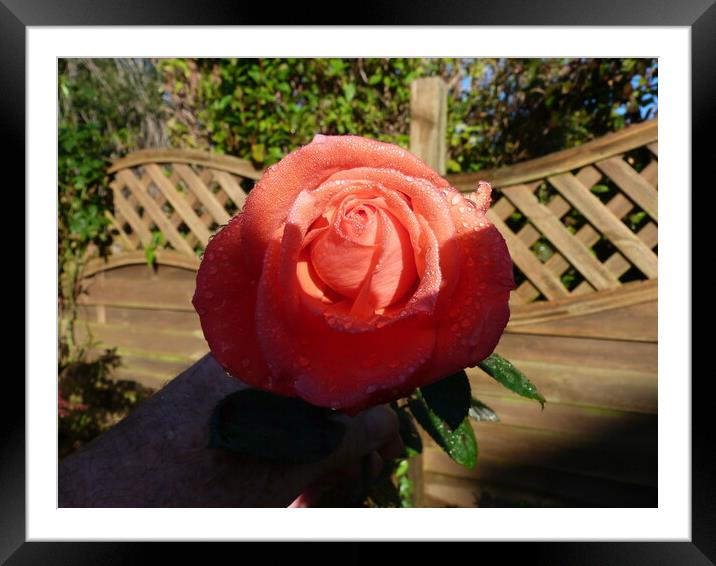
[72,78,658,507]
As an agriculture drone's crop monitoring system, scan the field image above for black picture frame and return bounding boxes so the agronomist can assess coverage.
[7,1,708,563]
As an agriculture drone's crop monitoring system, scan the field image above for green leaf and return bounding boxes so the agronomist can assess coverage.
[468,397,500,422]
[408,396,477,469]
[419,370,471,430]
[477,353,546,408]
[590,184,610,194]
[342,83,356,102]
[209,389,346,465]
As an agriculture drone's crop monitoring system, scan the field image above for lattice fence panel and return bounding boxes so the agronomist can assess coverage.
[106,149,263,258]
[451,119,658,304]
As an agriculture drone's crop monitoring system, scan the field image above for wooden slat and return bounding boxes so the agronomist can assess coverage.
[111,209,140,249]
[410,77,448,174]
[109,148,265,180]
[490,196,515,220]
[470,390,657,436]
[78,273,196,311]
[82,250,199,278]
[512,281,541,303]
[74,320,207,358]
[502,185,620,290]
[117,170,195,255]
[110,181,152,246]
[449,119,658,190]
[468,361,657,414]
[647,142,658,157]
[425,422,656,487]
[508,300,657,341]
[548,173,658,278]
[144,164,212,245]
[576,164,602,188]
[422,474,568,508]
[104,210,136,251]
[150,175,200,249]
[173,163,231,225]
[595,156,658,220]
[509,279,656,323]
[494,333,657,374]
[640,160,658,189]
[423,449,657,507]
[212,170,248,210]
[79,305,201,333]
[487,210,569,300]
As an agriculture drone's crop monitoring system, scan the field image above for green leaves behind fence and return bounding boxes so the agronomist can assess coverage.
[477,353,546,408]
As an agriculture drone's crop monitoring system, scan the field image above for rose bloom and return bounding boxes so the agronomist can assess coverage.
[193,135,514,413]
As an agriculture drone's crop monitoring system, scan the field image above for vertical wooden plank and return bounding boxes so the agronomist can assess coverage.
[410,77,447,175]
[409,78,446,505]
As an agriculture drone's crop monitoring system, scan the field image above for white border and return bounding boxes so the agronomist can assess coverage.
[28,27,691,540]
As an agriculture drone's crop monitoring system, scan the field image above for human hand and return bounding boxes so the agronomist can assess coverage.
[59,354,405,508]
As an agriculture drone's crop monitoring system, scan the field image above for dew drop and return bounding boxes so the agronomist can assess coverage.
[366,385,377,394]
[451,194,462,205]
[462,221,469,228]
[458,206,465,213]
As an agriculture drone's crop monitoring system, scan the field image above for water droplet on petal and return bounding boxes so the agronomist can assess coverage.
[451,194,462,205]
[459,206,465,213]
[366,385,377,394]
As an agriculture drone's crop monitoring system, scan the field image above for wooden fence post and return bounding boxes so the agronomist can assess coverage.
[410,77,448,175]
[407,77,448,508]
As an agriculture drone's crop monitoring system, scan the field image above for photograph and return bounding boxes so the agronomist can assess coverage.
[56,57,659,509]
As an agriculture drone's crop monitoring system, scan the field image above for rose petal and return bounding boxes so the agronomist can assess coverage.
[192,216,280,392]
[422,187,515,381]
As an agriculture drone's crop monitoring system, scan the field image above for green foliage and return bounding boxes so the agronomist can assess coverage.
[158,58,657,174]
[58,59,168,279]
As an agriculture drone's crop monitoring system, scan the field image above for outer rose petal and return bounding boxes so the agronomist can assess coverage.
[423,190,515,381]
[192,216,280,394]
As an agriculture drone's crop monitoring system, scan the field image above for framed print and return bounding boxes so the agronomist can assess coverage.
[7,0,710,563]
